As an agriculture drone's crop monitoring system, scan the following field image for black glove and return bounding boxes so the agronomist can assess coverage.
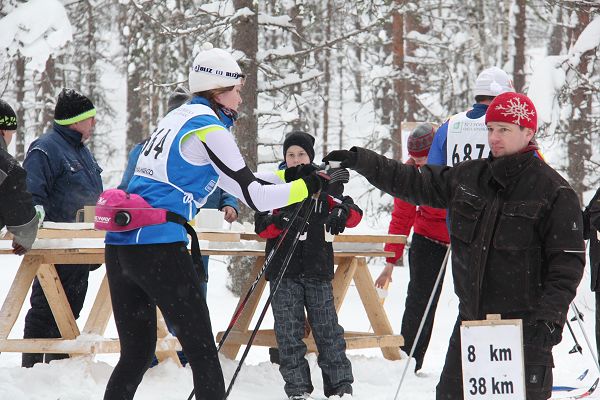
[284,163,318,182]
[530,320,563,348]
[272,212,292,229]
[326,205,349,235]
[323,149,357,169]
[302,170,329,195]
[313,194,331,223]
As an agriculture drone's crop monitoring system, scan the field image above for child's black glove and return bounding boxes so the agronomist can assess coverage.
[284,164,318,182]
[302,170,329,195]
[326,205,349,235]
[272,212,292,229]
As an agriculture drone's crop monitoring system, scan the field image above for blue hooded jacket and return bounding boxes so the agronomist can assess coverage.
[24,123,103,222]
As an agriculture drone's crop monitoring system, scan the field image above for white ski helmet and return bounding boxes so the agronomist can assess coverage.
[188,43,244,93]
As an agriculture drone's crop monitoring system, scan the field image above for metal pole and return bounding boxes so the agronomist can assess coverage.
[393,245,451,400]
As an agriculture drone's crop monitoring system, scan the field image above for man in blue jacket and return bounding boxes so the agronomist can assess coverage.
[427,67,514,167]
[22,88,103,367]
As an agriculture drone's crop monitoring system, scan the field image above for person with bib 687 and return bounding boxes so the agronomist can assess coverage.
[102,44,328,400]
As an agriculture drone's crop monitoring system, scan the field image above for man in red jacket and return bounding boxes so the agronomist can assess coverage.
[375,123,450,373]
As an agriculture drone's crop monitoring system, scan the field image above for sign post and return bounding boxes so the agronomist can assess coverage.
[461,314,526,399]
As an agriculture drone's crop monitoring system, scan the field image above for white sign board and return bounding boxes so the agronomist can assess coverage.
[460,319,526,399]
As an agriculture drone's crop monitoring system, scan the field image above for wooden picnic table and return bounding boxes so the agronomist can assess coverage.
[0,226,406,364]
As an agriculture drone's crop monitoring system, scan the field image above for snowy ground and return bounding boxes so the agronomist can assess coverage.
[0,247,598,400]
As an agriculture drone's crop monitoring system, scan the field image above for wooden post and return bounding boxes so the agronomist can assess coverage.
[353,257,401,360]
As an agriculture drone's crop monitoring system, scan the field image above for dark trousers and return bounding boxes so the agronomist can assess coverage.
[22,264,93,366]
[437,317,553,400]
[401,233,448,371]
[103,243,224,400]
[271,277,353,398]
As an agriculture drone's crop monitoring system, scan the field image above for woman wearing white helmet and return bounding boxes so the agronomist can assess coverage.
[103,45,326,400]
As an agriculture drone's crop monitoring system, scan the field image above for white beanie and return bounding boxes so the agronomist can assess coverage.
[188,43,244,93]
[474,67,515,97]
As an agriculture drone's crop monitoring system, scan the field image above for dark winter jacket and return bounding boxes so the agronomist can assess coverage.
[352,146,585,328]
[24,123,103,222]
[255,189,362,281]
[0,144,37,250]
[584,187,600,291]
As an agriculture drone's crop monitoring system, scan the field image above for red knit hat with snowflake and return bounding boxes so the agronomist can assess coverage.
[485,92,538,133]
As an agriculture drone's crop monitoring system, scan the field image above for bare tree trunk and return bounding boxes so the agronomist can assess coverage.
[126,49,144,152]
[513,0,526,92]
[40,56,56,133]
[15,54,26,161]
[322,0,332,156]
[86,0,97,153]
[288,2,305,130]
[405,9,428,121]
[501,0,511,67]
[229,0,259,296]
[547,5,563,55]
[392,3,404,161]
[566,8,592,203]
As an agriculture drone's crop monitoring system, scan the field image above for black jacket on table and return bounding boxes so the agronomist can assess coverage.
[351,146,584,328]
[255,188,362,281]
[0,147,38,249]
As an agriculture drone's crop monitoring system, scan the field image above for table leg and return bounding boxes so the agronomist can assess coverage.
[220,256,266,360]
[352,257,401,360]
[0,255,42,339]
[331,257,358,312]
[82,272,112,336]
[37,264,80,340]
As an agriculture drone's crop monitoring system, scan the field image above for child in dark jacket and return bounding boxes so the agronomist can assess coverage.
[254,131,362,400]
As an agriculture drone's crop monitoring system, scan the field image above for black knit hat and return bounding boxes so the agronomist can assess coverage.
[0,100,17,130]
[54,88,96,126]
[283,131,315,162]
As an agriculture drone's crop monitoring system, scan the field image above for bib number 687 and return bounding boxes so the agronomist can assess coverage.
[452,143,486,166]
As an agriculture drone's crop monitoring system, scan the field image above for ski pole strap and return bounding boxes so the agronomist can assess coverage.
[166,211,207,282]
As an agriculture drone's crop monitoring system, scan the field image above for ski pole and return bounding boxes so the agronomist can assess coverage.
[225,193,318,399]
[566,319,583,355]
[571,303,600,375]
[216,197,308,352]
[393,245,451,400]
[186,199,308,400]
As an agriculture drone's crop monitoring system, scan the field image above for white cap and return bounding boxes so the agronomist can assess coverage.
[474,67,515,97]
[188,43,244,93]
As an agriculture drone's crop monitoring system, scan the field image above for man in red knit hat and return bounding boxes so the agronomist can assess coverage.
[324,92,585,400]
[375,122,449,374]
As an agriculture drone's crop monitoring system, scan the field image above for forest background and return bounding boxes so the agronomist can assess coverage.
[1,0,599,293]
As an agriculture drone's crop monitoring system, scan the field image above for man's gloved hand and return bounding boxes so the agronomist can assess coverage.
[323,149,357,169]
[530,320,563,348]
[302,170,329,195]
[34,205,45,228]
[326,205,349,235]
[284,164,318,182]
[10,215,38,256]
